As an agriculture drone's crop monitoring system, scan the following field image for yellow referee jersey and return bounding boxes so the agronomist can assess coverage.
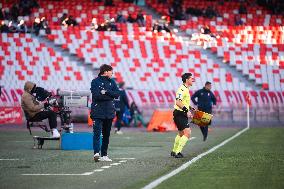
[174,84,191,111]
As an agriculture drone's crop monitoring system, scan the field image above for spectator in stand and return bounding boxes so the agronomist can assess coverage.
[8,20,17,33]
[108,18,119,31]
[201,25,211,35]
[40,17,51,34]
[93,18,118,31]
[90,18,99,30]
[152,18,171,33]
[201,25,218,38]
[238,3,247,14]
[33,17,41,35]
[104,0,114,6]
[116,11,127,23]
[16,19,28,33]
[152,20,163,33]
[234,15,244,26]
[127,13,136,23]
[60,13,68,25]
[96,21,108,31]
[62,15,78,27]
[161,16,171,33]
[66,16,78,26]
[0,20,10,33]
[136,10,145,27]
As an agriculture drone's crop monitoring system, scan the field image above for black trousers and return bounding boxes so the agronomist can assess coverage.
[198,108,212,141]
[115,111,124,131]
[30,110,57,129]
[93,118,112,156]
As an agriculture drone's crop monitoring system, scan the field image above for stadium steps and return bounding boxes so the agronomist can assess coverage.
[31,33,96,73]
[198,47,261,90]
[139,5,163,21]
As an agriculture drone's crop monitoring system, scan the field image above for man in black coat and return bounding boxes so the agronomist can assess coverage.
[114,82,130,134]
[90,64,120,162]
[191,81,216,141]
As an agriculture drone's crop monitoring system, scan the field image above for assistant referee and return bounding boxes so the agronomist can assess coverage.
[171,73,195,158]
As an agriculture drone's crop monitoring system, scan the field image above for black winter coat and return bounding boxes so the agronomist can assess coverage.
[114,89,129,112]
[191,88,216,113]
[90,76,120,119]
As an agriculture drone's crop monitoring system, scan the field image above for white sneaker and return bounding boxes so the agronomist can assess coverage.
[99,156,112,162]
[51,128,60,138]
[115,130,123,135]
[94,153,100,162]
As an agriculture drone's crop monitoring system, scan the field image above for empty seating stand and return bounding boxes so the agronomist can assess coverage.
[145,0,284,91]
[46,25,249,91]
[0,33,93,91]
[213,27,284,91]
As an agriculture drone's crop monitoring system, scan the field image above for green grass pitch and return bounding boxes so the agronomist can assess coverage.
[0,126,283,189]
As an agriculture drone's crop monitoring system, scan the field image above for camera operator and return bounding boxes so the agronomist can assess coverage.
[21,81,60,138]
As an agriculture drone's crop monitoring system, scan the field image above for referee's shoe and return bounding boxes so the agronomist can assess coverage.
[175,153,184,158]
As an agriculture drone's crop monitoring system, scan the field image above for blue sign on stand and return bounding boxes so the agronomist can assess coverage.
[61,132,101,150]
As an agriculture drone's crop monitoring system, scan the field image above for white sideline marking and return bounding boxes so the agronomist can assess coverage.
[93,169,104,172]
[110,163,121,166]
[114,158,136,160]
[0,159,20,161]
[101,166,111,169]
[82,172,94,175]
[22,158,135,176]
[142,127,249,189]
[22,173,92,176]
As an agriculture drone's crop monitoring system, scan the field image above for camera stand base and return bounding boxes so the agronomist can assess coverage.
[33,136,60,149]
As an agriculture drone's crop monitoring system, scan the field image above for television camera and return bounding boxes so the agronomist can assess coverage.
[32,87,90,132]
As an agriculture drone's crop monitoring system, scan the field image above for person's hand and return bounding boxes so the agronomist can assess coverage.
[187,111,193,119]
[189,106,196,112]
[100,89,106,95]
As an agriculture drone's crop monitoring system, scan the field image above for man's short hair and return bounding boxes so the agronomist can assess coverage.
[182,73,192,83]
[99,64,113,76]
[205,81,211,86]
